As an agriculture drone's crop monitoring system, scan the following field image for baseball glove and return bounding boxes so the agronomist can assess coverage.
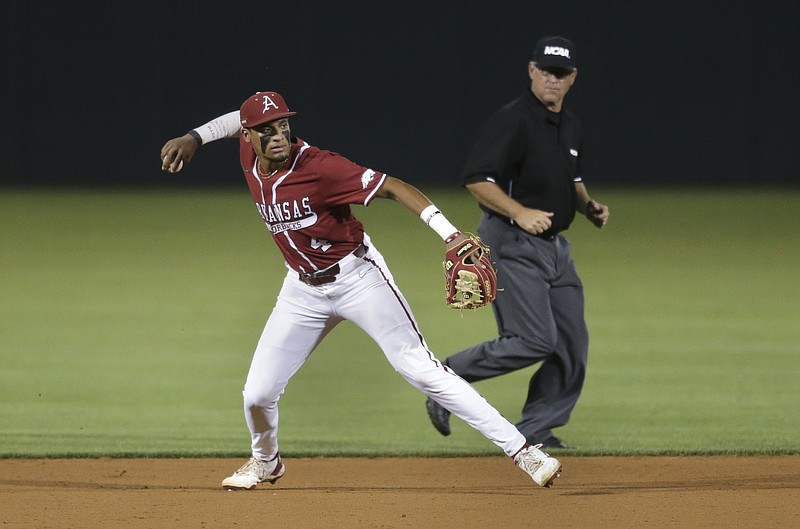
[443,234,497,310]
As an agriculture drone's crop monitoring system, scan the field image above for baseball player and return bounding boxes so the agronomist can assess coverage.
[159,91,562,490]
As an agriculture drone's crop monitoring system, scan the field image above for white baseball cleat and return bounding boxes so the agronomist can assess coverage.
[513,444,562,488]
[221,454,285,490]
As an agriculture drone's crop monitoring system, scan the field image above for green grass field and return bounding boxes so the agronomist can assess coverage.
[1,187,798,457]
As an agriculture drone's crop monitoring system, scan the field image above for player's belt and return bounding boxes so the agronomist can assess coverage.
[298,244,367,286]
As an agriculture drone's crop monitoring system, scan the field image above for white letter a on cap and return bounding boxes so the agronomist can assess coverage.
[262,95,279,113]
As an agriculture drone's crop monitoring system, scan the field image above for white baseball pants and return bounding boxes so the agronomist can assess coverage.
[241,238,526,460]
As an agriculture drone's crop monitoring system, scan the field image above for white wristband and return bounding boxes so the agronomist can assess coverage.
[419,205,440,225]
[420,205,459,241]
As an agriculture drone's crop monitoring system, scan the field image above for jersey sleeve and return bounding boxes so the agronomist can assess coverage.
[461,109,525,189]
[573,120,584,182]
[315,151,387,207]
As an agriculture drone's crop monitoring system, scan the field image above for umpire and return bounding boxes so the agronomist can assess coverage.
[426,36,610,449]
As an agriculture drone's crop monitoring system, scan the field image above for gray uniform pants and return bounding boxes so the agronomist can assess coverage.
[445,214,588,442]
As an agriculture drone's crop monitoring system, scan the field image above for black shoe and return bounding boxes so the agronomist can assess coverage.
[532,436,571,449]
[425,397,451,436]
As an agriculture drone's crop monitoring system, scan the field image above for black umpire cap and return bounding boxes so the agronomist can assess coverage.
[532,36,577,71]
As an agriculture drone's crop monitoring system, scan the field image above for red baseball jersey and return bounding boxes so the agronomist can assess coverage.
[239,136,387,274]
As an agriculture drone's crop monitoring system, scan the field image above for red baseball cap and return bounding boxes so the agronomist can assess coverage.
[239,91,297,128]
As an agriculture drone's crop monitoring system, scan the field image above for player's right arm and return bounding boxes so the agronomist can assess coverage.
[160,110,241,173]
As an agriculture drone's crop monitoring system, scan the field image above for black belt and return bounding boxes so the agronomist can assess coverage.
[486,212,557,241]
[298,244,367,286]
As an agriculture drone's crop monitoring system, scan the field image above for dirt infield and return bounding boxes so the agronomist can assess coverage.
[2,456,798,528]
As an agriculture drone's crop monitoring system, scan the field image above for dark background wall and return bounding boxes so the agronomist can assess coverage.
[2,1,797,188]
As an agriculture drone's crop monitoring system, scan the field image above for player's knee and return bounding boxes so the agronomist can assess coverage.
[242,383,281,409]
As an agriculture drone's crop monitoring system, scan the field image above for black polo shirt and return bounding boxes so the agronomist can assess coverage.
[461,88,583,237]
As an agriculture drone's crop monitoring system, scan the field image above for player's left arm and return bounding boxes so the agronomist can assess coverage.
[377,176,496,310]
[376,176,466,247]
[574,182,609,228]
[375,176,434,216]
